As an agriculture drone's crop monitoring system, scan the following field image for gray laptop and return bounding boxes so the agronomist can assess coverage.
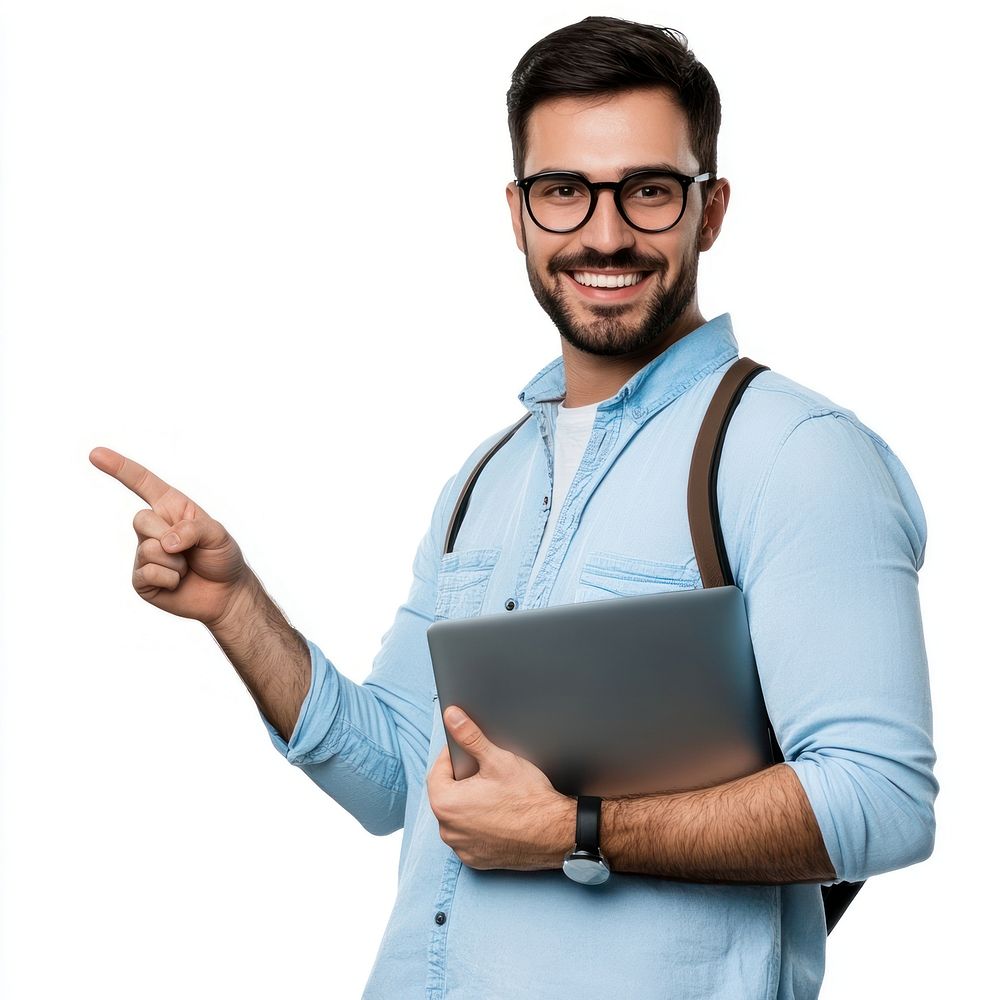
[426,585,774,797]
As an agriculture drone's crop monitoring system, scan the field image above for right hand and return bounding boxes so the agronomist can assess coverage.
[90,446,254,629]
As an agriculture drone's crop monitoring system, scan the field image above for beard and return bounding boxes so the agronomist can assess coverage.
[524,239,700,358]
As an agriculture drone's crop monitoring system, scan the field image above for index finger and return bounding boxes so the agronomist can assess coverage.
[89,446,178,507]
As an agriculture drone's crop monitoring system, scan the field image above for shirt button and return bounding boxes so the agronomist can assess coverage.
[505,598,517,611]
[543,496,549,505]
[434,911,447,925]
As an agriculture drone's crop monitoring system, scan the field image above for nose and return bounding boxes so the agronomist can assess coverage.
[579,188,636,255]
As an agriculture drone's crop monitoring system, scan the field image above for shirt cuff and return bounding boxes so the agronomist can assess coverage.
[259,636,342,765]
[784,752,935,885]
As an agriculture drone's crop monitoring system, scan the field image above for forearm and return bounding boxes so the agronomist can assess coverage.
[600,763,836,884]
[207,572,311,743]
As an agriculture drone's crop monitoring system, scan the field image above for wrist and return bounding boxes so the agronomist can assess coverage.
[205,572,262,639]
[554,794,578,861]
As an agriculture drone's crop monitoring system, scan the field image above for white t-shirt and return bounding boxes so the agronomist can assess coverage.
[525,398,600,595]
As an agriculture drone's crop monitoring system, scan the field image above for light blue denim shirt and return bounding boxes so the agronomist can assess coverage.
[262,313,937,1000]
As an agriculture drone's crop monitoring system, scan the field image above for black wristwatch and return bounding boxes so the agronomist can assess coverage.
[562,795,611,885]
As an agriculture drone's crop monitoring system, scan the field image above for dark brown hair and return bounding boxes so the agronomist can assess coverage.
[506,16,721,180]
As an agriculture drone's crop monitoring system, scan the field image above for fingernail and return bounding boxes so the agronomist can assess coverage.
[163,532,180,550]
[446,706,468,726]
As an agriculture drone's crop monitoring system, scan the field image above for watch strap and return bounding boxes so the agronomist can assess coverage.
[575,795,602,854]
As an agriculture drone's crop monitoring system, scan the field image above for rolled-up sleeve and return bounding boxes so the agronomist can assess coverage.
[739,409,937,884]
[257,470,459,836]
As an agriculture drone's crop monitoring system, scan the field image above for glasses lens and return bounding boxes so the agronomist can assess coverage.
[527,175,592,232]
[620,173,685,231]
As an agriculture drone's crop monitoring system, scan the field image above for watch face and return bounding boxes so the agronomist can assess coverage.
[562,852,611,885]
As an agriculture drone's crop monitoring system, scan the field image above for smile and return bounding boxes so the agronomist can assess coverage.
[561,269,655,302]
[570,270,650,288]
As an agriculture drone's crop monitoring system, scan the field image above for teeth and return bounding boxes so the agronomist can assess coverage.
[571,271,646,288]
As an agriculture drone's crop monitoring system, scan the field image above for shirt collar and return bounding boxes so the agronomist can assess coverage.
[518,312,740,417]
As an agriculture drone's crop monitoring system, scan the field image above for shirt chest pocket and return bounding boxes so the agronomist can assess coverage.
[575,550,701,602]
[433,547,502,622]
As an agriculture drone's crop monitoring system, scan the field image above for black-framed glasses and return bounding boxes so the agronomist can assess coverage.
[515,169,716,234]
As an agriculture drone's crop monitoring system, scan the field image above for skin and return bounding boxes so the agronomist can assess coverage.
[426,87,836,884]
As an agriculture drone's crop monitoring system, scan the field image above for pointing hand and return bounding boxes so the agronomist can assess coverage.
[89,446,254,628]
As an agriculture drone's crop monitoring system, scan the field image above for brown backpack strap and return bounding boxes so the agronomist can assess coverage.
[444,413,532,555]
[688,356,780,769]
[687,357,770,589]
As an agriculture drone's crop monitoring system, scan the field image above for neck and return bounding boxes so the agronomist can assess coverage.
[561,301,707,408]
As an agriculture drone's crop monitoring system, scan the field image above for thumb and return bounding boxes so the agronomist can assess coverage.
[161,515,225,553]
[444,706,499,769]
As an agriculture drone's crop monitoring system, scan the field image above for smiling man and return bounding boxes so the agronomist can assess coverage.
[91,15,937,1000]
[509,88,711,385]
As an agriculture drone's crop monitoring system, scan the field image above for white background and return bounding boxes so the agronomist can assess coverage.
[1,1,994,996]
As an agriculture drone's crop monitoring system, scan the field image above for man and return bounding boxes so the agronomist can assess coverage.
[90,16,937,999]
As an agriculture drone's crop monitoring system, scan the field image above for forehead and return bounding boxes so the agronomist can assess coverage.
[523,86,696,178]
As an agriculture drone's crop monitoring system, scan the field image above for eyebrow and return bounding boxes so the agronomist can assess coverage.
[530,162,692,179]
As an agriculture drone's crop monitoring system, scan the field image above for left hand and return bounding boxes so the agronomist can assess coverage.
[427,705,576,871]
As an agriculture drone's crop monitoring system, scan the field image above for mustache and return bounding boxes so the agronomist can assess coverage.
[548,250,666,274]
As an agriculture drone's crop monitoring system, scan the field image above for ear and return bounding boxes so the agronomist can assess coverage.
[698,177,730,252]
[506,181,527,255]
